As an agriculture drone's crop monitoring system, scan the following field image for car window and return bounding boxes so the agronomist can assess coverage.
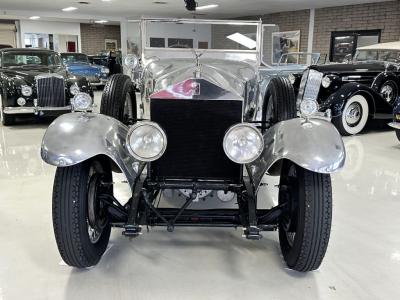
[2,52,62,67]
[355,50,400,63]
[61,53,89,64]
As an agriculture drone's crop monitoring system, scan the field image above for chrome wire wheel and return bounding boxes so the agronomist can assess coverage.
[345,102,362,127]
[380,81,398,105]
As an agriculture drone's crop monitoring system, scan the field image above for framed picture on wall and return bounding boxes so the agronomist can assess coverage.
[167,38,193,49]
[272,31,300,64]
[105,39,118,51]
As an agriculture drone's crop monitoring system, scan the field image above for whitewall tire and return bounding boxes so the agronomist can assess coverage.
[333,94,369,136]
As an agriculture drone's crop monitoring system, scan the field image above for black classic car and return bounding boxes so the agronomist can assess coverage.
[294,41,400,135]
[88,51,122,75]
[0,48,93,126]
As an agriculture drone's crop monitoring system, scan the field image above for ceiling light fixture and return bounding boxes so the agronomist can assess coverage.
[227,33,257,49]
[94,20,108,24]
[62,7,78,11]
[29,16,40,20]
[101,0,112,2]
[196,4,218,10]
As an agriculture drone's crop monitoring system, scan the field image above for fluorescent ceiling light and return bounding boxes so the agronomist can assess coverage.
[197,4,218,10]
[95,20,108,24]
[62,7,78,11]
[227,33,257,49]
[29,16,40,20]
[101,0,112,2]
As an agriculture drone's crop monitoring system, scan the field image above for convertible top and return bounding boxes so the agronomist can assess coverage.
[357,41,400,51]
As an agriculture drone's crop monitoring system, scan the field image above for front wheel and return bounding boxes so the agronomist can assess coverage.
[332,94,369,136]
[52,159,112,268]
[278,161,332,272]
[396,130,400,142]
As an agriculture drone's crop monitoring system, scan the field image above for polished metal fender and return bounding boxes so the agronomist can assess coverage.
[41,112,139,188]
[247,118,346,189]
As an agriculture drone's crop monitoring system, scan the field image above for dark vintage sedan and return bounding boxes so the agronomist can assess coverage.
[0,48,93,125]
[294,41,400,135]
[389,98,400,141]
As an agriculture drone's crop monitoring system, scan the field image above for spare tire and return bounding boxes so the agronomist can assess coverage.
[100,74,137,124]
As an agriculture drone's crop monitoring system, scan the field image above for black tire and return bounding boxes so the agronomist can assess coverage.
[396,130,400,142]
[262,77,297,131]
[52,159,112,268]
[278,161,332,272]
[0,93,15,126]
[100,74,136,124]
[1,113,14,126]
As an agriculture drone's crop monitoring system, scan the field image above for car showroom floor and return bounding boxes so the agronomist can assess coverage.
[0,91,399,300]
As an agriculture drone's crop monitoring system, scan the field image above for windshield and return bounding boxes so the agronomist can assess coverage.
[144,20,259,51]
[355,49,400,63]
[278,53,321,65]
[61,53,89,64]
[1,51,62,68]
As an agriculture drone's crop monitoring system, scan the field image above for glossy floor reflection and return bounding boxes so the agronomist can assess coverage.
[0,92,399,299]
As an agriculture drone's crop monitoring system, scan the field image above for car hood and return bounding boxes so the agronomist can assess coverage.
[145,58,257,99]
[311,62,386,74]
[1,66,67,85]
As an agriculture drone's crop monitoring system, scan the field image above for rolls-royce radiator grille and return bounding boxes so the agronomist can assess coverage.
[150,99,243,182]
[36,77,66,107]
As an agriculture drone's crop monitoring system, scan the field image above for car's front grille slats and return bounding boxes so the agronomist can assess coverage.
[36,76,66,107]
[150,99,243,183]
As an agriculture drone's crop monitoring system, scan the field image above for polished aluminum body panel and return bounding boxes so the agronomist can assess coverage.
[41,112,139,189]
[247,118,346,189]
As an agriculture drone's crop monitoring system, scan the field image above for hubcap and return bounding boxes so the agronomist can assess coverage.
[345,102,362,126]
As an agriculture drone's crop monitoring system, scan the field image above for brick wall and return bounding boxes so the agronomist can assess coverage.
[80,24,121,55]
[241,0,400,61]
[313,1,400,56]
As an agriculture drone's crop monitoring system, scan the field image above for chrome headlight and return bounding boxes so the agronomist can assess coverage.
[223,123,264,164]
[72,93,93,111]
[124,54,139,69]
[69,84,80,95]
[321,75,332,88]
[126,121,167,162]
[300,99,319,117]
[288,73,296,85]
[101,66,110,74]
[21,85,32,97]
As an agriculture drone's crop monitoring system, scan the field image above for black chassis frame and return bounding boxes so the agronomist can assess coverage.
[99,160,285,240]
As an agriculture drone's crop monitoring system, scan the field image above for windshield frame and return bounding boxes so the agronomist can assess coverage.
[1,50,62,68]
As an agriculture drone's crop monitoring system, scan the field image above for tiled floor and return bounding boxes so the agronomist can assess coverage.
[0,92,399,300]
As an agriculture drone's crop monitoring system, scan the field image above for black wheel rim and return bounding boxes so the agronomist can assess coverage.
[87,165,110,244]
[279,163,299,248]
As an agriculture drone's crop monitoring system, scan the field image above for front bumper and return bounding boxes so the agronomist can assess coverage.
[4,106,72,115]
[388,122,400,130]
[88,77,108,86]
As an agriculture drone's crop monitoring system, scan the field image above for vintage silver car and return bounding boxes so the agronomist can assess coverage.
[40,19,345,272]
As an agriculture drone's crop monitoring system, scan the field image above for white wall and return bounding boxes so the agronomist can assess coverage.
[19,20,82,52]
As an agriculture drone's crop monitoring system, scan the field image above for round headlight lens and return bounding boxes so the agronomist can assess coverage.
[288,74,296,85]
[223,123,264,164]
[17,97,26,106]
[69,84,80,95]
[101,67,110,74]
[72,93,93,111]
[322,76,332,88]
[300,99,319,117]
[124,54,138,69]
[126,121,167,162]
[21,85,32,97]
